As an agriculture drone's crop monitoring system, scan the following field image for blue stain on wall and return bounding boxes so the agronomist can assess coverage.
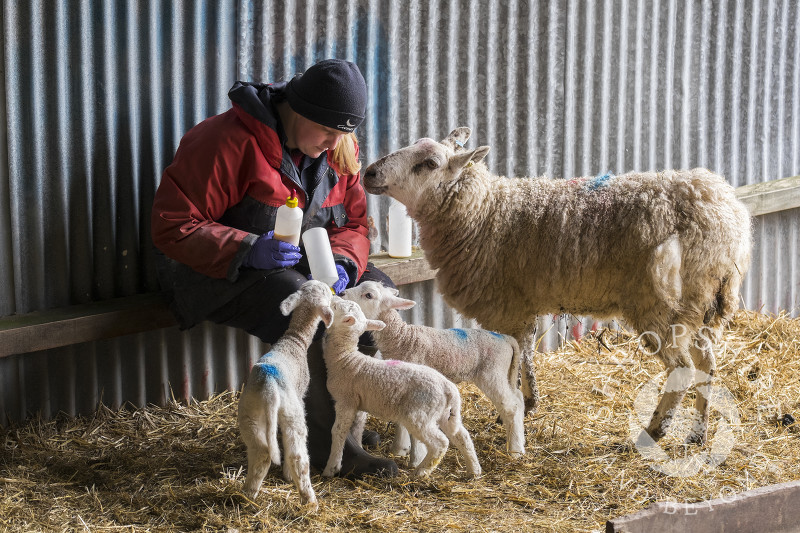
[449,328,468,341]
[586,171,614,191]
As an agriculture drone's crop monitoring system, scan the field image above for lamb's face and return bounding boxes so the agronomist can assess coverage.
[330,298,386,336]
[341,281,415,319]
[362,127,491,216]
[279,279,334,326]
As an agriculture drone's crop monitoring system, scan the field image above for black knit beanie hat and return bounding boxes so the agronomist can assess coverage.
[284,59,366,133]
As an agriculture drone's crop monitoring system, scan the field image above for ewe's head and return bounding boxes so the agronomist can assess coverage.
[362,127,490,214]
[279,280,334,327]
[329,297,386,336]
[341,281,416,320]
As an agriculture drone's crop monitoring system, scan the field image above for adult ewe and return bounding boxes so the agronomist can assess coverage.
[361,127,751,446]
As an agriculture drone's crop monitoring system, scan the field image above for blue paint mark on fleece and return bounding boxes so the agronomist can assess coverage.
[488,331,504,339]
[256,363,282,381]
[449,328,468,341]
[586,171,614,191]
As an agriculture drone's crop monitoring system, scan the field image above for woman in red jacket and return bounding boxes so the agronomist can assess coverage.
[152,59,398,478]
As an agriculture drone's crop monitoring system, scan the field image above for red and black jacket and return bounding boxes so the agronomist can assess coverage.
[150,81,370,328]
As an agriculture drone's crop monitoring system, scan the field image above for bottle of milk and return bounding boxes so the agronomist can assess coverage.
[388,198,413,258]
[273,189,303,247]
[302,227,339,290]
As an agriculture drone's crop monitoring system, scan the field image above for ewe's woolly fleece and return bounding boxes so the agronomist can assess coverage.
[414,165,752,342]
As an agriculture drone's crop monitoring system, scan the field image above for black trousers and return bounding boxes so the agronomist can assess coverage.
[205,263,396,345]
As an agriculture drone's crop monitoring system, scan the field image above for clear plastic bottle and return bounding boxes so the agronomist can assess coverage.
[302,227,339,288]
[273,189,303,246]
[388,199,413,258]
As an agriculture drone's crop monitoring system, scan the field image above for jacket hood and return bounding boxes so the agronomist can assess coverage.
[228,81,288,169]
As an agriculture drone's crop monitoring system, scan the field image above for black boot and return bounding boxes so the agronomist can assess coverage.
[305,340,398,478]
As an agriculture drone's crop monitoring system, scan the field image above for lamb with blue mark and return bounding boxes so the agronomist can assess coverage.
[237,280,334,510]
[342,281,525,462]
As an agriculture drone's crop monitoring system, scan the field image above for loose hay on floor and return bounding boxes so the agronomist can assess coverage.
[1,310,798,532]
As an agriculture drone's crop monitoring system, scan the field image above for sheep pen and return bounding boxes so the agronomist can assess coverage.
[1,309,798,532]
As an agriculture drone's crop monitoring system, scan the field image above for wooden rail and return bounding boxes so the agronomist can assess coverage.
[0,250,436,358]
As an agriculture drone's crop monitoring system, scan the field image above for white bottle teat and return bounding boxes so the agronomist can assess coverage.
[388,199,413,258]
[274,189,303,247]
[302,227,339,289]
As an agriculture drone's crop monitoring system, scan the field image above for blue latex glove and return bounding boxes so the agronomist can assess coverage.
[307,263,350,294]
[242,231,302,270]
[332,264,350,294]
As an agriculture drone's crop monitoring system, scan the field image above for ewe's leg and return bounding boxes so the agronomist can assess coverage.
[516,328,540,414]
[644,331,694,442]
[687,335,717,445]
[322,406,358,477]
[279,405,317,510]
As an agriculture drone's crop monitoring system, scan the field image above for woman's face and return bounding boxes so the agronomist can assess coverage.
[291,113,346,159]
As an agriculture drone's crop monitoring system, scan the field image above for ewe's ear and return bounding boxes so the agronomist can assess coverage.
[279,292,301,316]
[320,307,334,328]
[389,295,416,310]
[441,127,472,151]
[365,319,386,332]
[449,146,490,170]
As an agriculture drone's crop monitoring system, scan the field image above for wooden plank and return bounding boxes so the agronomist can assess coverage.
[606,480,800,533]
[368,248,437,286]
[0,293,177,357]
[0,252,437,357]
[735,174,800,217]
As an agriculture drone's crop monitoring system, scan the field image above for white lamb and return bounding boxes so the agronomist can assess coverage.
[361,127,752,446]
[237,280,334,510]
[342,281,525,461]
[321,297,482,478]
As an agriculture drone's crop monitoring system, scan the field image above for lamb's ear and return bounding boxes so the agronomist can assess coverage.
[342,314,357,327]
[388,295,416,310]
[449,146,490,170]
[365,319,386,332]
[279,292,301,316]
[320,307,334,328]
[441,127,472,152]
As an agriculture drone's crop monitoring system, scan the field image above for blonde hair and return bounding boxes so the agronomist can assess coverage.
[332,133,362,175]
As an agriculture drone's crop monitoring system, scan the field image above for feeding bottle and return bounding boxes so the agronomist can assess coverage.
[388,199,413,258]
[273,189,303,247]
[302,227,339,288]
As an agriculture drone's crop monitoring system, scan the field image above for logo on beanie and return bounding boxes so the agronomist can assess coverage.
[338,119,356,131]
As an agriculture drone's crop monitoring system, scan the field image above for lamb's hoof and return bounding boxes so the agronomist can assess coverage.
[322,467,338,478]
[508,450,525,460]
[302,497,319,513]
[413,467,433,478]
[469,467,483,478]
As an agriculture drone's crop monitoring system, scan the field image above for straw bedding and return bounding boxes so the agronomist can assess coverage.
[1,309,798,532]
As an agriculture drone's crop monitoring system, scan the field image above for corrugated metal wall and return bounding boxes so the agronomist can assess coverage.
[1,0,799,425]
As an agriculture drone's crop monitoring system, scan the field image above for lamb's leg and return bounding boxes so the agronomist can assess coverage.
[391,423,411,457]
[279,405,317,510]
[516,327,540,414]
[445,422,482,477]
[407,434,428,468]
[687,334,717,445]
[240,418,273,499]
[349,411,368,450]
[411,424,448,478]
[322,406,358,477]
[486,386,526,457]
